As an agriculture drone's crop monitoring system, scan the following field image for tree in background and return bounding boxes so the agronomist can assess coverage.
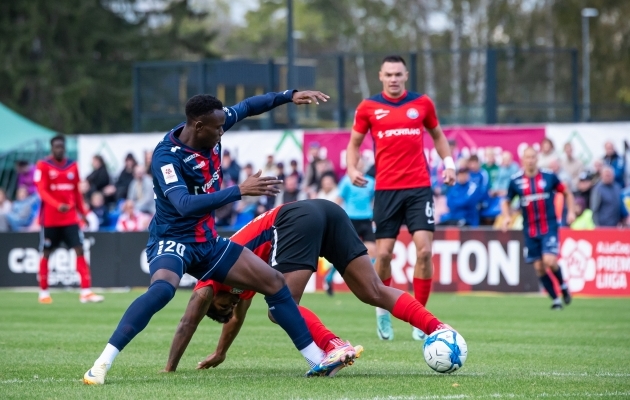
[0,0,217,134]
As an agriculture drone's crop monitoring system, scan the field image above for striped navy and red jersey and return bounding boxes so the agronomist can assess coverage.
[34,157,87,227]
[352,91,439,190]
[150,91,295,243]
[507,169,566,238]
[193,205,285,296]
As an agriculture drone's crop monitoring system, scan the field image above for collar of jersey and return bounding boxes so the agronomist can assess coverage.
[169,126,212,157]
[44,156,73,169]
[381,90,408,103]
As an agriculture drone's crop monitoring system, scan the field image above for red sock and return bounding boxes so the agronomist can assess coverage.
[298,306,338,351]
[382,277,392,287]
[413,277,432,306]
[76,255,91,289]
[391,292,441,334]
[39,257,49,291]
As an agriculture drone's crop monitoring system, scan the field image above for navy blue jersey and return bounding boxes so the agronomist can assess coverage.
[507,169,566,238]
[149,90,295,243]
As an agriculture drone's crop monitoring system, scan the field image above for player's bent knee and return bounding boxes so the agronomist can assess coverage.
[415,248,432,264]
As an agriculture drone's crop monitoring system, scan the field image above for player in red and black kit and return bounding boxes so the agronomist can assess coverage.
[34,135,103,304]
[346,55,455,341]
[501,146,575,310]
[164,199,458,376]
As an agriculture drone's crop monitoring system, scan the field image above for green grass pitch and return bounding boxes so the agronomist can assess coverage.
[1,289,629,399]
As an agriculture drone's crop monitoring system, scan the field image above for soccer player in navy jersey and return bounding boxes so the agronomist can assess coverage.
[83,89,361,384]
[501,147,576,310]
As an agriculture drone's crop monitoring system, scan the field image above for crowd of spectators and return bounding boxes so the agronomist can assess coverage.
[1,138,627,234]
[431,139,629,229]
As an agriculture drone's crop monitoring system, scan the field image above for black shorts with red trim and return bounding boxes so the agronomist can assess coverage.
[271,199,367,275]
[373,187,435,239]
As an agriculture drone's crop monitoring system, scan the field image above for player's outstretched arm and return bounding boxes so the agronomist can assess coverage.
[196,298,252,370]
[163,288,213,372]
[224,90,329,130]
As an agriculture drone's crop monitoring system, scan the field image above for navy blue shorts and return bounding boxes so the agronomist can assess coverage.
[523,230,559,263]
[145,236,243,282]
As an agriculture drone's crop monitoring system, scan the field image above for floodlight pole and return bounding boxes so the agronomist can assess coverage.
[287,0,296,128]
[581,8,598,122]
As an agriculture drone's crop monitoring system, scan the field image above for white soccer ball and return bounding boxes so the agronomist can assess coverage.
[423,329,468,373]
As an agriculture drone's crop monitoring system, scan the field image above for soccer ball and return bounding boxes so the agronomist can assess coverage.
[423,329,468,373]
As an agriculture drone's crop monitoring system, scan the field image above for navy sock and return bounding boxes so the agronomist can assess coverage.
[109,280,176,351]
[264,285,313,351]
[552,268,568,291]
[539,274,558,300]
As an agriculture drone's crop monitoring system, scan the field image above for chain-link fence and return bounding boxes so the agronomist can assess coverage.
[133,48,630,132]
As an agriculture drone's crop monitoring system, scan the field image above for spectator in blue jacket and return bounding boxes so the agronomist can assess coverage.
[467,155,489,193]
[591,166,628,227]
[603,142,626,188]
[439,168,483,227]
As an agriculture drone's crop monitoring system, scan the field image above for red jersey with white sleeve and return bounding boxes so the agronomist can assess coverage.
[34,157,87,227]
[352,91,439,190]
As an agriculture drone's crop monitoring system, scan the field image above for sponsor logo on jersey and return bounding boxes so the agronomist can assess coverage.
[374,109,390,120]
[196,169,221,194]
[50,183,75,191]
[170,146,181,153]
[406,108,419,119]
[192,160,206,170]
[49,170,59,179]
[67,172,74,180]
[377,128,422,139]
[223,107,232,117]
[34,169,41,183]
[183,153,199,162]
[161,163,178,184]
[520,192,550,206]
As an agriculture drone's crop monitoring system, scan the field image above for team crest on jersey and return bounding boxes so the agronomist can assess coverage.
[538,180,546,189]
[161,163,178,184]
[213,145,219,155]
[230,288,244,294]
[406,108,419,119]
[67,172,74,180]
[48,170,58,179]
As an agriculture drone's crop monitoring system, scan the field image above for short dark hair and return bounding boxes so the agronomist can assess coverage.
[185,94,224,120]
[468,155,480,163]
[382,55,407,66]
[50,135,65,146]
[205,304,233,324]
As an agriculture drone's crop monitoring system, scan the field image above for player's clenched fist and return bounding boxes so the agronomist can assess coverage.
[197,352,226,369]
[442,168,456,186]
[238,170,282,196]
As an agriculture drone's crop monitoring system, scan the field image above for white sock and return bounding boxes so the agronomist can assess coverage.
[553,298,562,305]
[376,307,389,317]
[39,290,50,299]
[80,288,93,296]
[96,343,120,370]
[299,342,324,368]
[560,283,568,290]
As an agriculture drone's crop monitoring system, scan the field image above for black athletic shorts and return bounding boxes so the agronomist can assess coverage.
[40,224,84,251]
[373,187,435,239]
[271,199,368,275]
[350,219,375,242]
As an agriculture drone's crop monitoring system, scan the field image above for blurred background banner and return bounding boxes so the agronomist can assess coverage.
[546,122,630,167]
[558,228,630,297]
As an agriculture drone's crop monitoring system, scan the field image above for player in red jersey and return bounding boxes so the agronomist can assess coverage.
[164,200,456,376]
[34,135,103,304]
[346,55,455,341]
